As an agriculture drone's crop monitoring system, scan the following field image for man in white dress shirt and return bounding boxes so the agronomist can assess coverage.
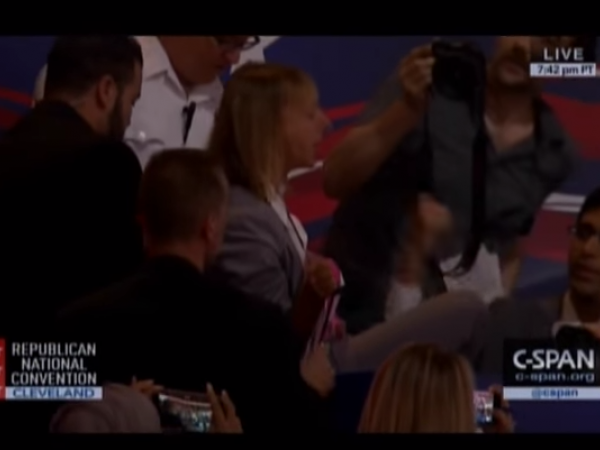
[125,36,260,168]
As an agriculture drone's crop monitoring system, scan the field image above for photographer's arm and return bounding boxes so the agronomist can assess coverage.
[322,78,421,200]
[500,239,524,294]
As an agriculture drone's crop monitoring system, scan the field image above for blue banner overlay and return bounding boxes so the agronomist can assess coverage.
[503,339,600,401]
[5,386,103,401]
[503,386,600,401]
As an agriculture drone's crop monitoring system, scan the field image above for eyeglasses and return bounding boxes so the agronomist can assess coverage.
[214,36,260,53]
[569,224,600,243]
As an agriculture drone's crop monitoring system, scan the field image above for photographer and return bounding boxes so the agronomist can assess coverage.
[322,36,579,332]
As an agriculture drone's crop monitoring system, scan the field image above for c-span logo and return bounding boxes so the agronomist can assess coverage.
[503,339,600,401]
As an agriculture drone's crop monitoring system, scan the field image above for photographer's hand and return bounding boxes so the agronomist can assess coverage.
[301,344,336,397]
[399,45,435,113]
[207,383,243,433]
[397,195,451,284]
[130,376,163,397]
[417,194,452,252]
[483,385,514,434]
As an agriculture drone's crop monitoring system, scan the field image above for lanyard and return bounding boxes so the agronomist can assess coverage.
[286,209,306,251]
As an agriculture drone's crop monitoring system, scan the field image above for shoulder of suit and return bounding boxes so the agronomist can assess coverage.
[86,139,142,173]
[224,285,287,329]
[489,296,560,329]
[227,185,284,234]
[206,273,284,319]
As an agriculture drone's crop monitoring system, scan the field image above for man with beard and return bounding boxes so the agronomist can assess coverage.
[125,36,260,168]
[0,36,144,336]
[321,37,579,334]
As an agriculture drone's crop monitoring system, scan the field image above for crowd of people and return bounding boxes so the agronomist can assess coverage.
[0,34,598,433]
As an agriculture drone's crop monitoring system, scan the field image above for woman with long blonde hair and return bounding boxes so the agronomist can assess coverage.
[359,343,513,433]
[207,62,490,374]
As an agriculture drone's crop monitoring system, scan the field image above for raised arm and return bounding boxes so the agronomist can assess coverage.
[322,44,434,200]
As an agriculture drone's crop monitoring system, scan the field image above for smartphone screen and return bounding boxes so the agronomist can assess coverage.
[473,391,494,426]
[157,389,212,433]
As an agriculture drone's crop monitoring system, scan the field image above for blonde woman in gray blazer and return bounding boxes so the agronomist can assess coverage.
[207,62,489,373]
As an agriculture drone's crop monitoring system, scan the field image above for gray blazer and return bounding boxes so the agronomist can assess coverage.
[210,186,304,311]
[479,296,562,374]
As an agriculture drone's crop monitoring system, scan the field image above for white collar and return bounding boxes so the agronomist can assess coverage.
[135,36,171,80]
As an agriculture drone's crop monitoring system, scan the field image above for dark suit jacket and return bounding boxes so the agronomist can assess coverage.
[0,100,143,335]
[58,255,330,433]
[479,296,562,374]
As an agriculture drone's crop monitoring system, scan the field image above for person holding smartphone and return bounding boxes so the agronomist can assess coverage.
[58,150,334,433]
[358,343,514,433]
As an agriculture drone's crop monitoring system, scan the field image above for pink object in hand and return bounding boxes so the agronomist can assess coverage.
[324,258,346,340]
[325,258,342,288]
[304,252,347,342]
[329,315,347,339]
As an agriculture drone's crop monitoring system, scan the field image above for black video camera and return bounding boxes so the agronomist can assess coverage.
[431,41,487,101]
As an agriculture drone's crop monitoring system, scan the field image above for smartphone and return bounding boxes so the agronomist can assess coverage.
[304,289,342,357]
[473,391,496,426]
[156,389,212,433]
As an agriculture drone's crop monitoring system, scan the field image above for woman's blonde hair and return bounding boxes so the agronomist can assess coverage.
[207,62,317,201]
[358,343,475,433]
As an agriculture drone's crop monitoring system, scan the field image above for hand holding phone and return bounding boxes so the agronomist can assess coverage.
[473,390,496,426]
[206,383,242,433]
[156,389,213,433]
[474,386,514,433]
[301,344,336,397]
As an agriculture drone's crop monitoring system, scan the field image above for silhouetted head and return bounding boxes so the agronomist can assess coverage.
[568,186,600,303]
[44,36,143,139]
[139,150,228,267]
[359,343,475,433]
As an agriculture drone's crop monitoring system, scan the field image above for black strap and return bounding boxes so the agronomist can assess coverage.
[421,87,487,280]
[426,95,546,279]
[182,102,196,145]
[455,90,487,275]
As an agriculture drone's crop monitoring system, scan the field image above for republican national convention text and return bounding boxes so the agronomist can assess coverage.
[0,340,103,401]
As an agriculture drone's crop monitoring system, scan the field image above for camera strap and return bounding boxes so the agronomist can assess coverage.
[455,92,487,275]
[421,91,487,290]
[425,95,545,287]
